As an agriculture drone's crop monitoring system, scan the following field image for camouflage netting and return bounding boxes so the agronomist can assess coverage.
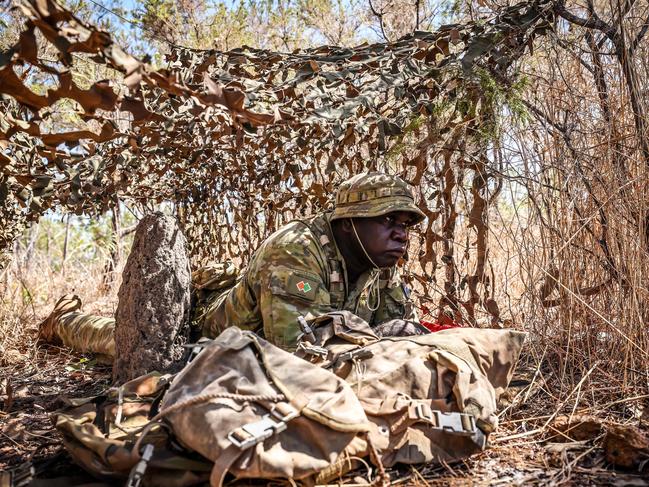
[0,0,555,323]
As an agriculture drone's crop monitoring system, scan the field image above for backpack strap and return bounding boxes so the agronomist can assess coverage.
[211,401,301,486]
[211,443,245,487]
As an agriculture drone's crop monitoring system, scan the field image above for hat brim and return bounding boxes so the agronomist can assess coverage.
[331,197,426,224]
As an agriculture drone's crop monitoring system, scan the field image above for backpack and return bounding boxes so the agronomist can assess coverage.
[159,326,373,486]
[53,313,523,485]
[55,326,377,487]
[295,311,526,466]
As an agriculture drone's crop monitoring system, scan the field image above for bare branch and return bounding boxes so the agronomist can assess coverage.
[554,0,618,43]
[630,13,649,53]
[368,0,390,42]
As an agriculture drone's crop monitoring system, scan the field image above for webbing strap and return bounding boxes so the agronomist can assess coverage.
[210,443,244,487]
[298,215,346,309]
[217,402,300,485]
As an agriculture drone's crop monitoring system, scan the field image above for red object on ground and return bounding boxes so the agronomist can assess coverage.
[419,306,462,332]
[420,320,461,333]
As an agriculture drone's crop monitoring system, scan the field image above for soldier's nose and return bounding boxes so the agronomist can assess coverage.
[393,227,408,242]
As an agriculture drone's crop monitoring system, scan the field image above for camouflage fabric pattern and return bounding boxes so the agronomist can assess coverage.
[202,212,417,351]
[191,261,239,291]
[39,294,116,357]
[38,294,82,343]
[55,313,116,357]
[192,262,241,332]
[331,172,426,223]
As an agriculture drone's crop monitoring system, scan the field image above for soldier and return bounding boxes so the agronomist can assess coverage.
[40,171,426,354]
[201,171,426,351]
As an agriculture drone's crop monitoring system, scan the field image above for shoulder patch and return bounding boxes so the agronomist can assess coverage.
[286,273,319,301]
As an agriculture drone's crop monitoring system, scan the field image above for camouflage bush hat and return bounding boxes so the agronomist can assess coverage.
[331,172,426,223]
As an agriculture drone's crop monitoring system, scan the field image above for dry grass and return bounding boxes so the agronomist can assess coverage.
[0,224,122,473]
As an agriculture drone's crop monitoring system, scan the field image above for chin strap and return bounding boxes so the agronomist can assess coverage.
[351,220,382,312]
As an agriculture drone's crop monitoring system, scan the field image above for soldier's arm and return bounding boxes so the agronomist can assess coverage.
[253,231,334,351]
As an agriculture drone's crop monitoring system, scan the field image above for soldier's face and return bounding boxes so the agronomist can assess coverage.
[352,211,415,268]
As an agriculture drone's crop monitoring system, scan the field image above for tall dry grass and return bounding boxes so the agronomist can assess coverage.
[481,0,649,416]
[0,215,129,367]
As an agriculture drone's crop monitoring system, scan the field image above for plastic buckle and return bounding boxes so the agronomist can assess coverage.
[302,344,329,359]
[414,403,434,423]
[271,403,299,422]
[227,415,287,450]
[338,348,373,362]
[436,411,476,436]
[414,405,477,436]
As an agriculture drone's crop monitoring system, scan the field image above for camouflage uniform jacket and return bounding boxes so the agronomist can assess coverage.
[203,212,417,351]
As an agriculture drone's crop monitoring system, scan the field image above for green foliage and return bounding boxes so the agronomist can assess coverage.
[475,67,530,141]
[385,115,426,163]
[65,357,98,371]
[132,0,370,51]
[23,210,131,272]
[507,75,530,123]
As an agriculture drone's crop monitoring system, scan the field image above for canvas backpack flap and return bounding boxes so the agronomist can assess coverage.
[54,402,141,479]
[53,374,170,480]
[347,329,526,428]
[359,396,486,466]
[102,372,172,440]
[412,328,527,431]
[334,339,483,466]
[159,326,370,487]
[447,328,527,397]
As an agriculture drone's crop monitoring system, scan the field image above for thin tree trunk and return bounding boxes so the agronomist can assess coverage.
[23,223,39,272]
[102,203,121,291]
[61,215,70,276]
